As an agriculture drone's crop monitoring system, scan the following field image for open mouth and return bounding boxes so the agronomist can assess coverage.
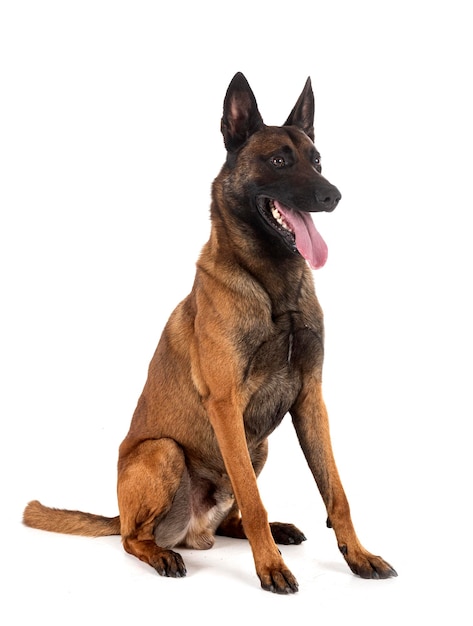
[257,197,297,250]
[256,196,328,270]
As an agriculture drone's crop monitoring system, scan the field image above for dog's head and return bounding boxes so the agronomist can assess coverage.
[219,72,341,270]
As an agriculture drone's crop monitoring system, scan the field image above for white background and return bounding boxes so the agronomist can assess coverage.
[1,1,472,623]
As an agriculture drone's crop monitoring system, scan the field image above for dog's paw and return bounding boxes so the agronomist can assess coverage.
[258,566,299,594]
[340,545,397,579]
[151,549,187,578]
[270,522,307,545]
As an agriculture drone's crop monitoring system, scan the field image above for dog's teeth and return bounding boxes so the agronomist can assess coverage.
[271,203,292,232]
[271,205,282,222]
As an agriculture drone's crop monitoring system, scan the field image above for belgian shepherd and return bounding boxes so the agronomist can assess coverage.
[24,73,397,593]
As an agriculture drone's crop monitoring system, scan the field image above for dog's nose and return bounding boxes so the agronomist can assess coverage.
[316,185,341,212]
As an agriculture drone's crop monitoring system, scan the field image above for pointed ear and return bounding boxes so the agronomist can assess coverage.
[221,72,264,153]
[284,77,315,141]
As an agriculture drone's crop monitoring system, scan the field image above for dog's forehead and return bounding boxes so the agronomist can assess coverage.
[250,126,311,152]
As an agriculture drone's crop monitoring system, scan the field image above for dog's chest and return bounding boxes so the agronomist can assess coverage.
[241,311,323,441]
[246,310,322,371]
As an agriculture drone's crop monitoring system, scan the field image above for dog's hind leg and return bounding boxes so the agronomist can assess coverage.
[216,502,248,539]
[218,503,306,545]
[117,437,188,577]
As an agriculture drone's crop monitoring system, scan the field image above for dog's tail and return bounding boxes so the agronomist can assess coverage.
[23,500,121,537]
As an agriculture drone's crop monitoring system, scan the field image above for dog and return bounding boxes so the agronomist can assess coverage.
[23,72,397,593]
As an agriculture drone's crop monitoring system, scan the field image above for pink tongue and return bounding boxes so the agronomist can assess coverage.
[273,200,328,269]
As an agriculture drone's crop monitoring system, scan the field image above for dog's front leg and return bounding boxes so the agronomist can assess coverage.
[205,397,299,594]
[291,378,397,579]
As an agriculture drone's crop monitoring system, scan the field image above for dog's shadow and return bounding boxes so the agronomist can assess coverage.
[184,536,350,585]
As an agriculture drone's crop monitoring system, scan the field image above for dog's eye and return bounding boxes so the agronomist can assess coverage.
[271,156,286,168]
[314,156,322,172]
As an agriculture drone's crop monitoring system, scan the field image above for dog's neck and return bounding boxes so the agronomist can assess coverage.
[199,212,313,317]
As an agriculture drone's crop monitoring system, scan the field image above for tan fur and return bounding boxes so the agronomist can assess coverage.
[24,500,120,536]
